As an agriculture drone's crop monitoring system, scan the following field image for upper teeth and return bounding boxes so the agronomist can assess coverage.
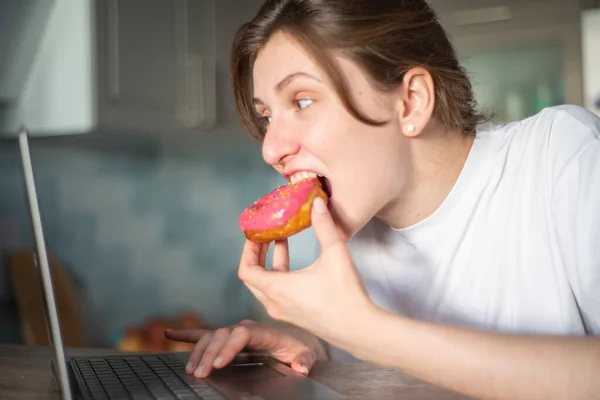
[290,171,317,184]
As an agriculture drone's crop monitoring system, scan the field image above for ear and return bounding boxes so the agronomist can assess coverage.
[396,67,435,138]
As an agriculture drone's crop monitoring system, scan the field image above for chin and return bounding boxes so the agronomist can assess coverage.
[328,200,360,243]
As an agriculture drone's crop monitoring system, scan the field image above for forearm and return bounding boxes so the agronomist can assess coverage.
[343,308,600,400]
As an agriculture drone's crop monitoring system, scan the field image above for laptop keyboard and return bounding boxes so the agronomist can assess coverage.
[72,354,227,400]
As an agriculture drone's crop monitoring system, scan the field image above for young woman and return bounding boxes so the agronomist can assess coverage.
[167,1,600,398]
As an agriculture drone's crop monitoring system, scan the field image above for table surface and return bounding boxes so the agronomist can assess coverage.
[0,344,471,400]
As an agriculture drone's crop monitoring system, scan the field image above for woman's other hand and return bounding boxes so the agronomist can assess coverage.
[165,320,326,378]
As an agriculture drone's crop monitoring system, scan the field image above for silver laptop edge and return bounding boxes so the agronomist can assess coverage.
[18,127,73,400]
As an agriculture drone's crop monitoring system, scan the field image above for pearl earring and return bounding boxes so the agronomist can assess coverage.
[407,124,416,133]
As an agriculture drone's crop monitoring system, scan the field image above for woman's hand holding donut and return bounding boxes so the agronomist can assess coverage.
[165,320,327,378]
[238,197,378,354]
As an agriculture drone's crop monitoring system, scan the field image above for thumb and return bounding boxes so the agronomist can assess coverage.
[290,350,316,376]
[311,196,341,249]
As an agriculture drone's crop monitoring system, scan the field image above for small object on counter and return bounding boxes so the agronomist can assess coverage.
[118,328,145,352]
[115,311,204,352]
[145,317,171,352]
[178,311,204,330]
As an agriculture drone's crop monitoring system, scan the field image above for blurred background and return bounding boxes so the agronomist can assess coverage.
[0,0,598,351]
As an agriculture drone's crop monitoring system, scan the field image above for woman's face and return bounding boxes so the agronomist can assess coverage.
[252,31,412,239]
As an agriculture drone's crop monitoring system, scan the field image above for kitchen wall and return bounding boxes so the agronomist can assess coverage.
[0,0,318,345]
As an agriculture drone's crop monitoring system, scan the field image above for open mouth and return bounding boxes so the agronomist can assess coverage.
[318,175,332,199]
[288,171,332,198]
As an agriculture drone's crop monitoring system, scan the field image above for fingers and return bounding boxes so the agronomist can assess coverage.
[272,239,289,271]
[239,243,279,293]
[182,320,317,381]
[211,325,252,369]
[311,197,342,250]
[240,240,270,269]
[239,264,281,297]
[185,321,266,379]
[290,349,317,376]
[186,331,213,374]
[238,239,288,304]
[240,240,264,268]
[192,328,232,378]
[164,329,205,343]
[240,239,289,271]
[259,242,269,268]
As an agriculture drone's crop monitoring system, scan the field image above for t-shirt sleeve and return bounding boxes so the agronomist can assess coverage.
[550,109,600,335]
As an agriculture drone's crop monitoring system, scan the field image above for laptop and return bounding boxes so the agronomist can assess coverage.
[15,127,345,400]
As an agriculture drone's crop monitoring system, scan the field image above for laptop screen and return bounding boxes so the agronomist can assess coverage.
[17,129,73,400]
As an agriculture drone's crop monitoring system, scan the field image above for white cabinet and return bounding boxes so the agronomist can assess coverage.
[0,0,216,136]
[581,8,600,116]
[431,0,584,123]
[98,0,216,133]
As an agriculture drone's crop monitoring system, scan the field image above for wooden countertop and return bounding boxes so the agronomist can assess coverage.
[0,344,471,399]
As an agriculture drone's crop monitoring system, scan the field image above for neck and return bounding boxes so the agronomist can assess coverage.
[377,127,475,229]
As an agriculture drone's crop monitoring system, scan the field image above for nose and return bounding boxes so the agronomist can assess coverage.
[261,124,301,167]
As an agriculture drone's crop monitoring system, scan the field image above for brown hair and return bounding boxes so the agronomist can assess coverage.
[231,0,485,141]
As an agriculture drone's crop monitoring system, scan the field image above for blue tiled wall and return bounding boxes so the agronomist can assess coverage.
[0,132,317,345]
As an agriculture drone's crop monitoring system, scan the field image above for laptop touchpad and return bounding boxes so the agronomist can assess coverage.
[209,362,285,380]
[209,362,344,400]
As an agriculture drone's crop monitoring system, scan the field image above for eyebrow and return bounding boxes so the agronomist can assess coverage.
[253,72,322,105]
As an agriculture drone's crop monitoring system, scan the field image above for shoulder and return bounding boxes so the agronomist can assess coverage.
[489,105,598,139]
[541,108,600,334]
[490,105,600,181]
[478,105,599,146]
[532,105,599,142]
[500,105,599,143]
[535,105,600,183]
[516,105,598,144]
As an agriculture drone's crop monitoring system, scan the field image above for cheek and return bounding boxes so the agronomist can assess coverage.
[335,127,404,198]
[300,100,401,184]
[298,111,336,151]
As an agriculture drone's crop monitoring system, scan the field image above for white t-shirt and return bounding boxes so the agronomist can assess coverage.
[329,105,600,361]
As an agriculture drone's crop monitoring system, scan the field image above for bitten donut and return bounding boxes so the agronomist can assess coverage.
[239,177,329,243]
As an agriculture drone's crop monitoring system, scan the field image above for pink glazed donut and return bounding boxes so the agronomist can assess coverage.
[239,178,329,243]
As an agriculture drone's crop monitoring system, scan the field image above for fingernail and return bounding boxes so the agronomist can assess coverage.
[185,361,193,372]
[313,197,326,214]
[213,356,223,367]
[300,364,309,375]
[194,364,206,377]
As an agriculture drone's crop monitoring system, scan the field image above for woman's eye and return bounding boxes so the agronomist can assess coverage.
[258,99,312,125]
[295,99,313,110]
